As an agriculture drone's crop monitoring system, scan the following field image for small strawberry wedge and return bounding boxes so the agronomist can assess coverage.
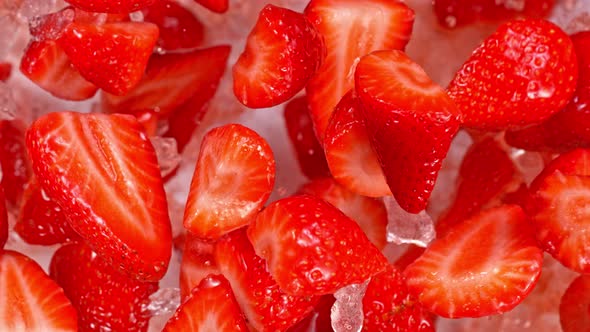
[26,112,172,282]
[404,205,543,318]
[304,0,415,139]
[248,195,389,296]
[0,250,77,331]
[183,124,275,240]
[355,50,460,213]
[64,0,155,14]
[559,274,590,332]
[233,4,325,108]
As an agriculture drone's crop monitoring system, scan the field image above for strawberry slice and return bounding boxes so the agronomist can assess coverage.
[58,21,159,95]
[0,188,7,249]
[179,234,219,301]
[0,250,78,331]
[215,229,319,331]
[323,90,390,198]
[163,274,248,331]
[0,62,11,81]
[248,194,389,296]
[559,274,590,332]
[448,19,578,130]
[0,120,32,206]
[64,0,155,14]
[404,205,543,318]
[193,0,229,13]
[299,177,388,249]
[26,112,172,282]
[50,242,158,331]
[183,124,275,240]
[304,0,415,139]
[233,4,325,108]
[355,50,460,213]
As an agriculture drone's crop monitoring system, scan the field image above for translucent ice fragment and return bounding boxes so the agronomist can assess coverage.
[384,196,435,248]
[565,12,590,33]
[144,287,181,317]
[18,0,57,20]
[0,83,17,120]
[331,279,370,332]
[510,148,544,185]
[151,136,182,178]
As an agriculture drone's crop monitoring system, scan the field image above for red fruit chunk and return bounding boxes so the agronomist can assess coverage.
[142,0,205,51]
[287,295,335,332]
[559,274,590,332]
[0,250,77,331]
[50,242,158,332]
[0,62,11,81]
[355,50,460,213]
[324,91,390,197]
[26,112,172,282]
[179,235,218,301]
[284,96,331,179]
[215,229,319,331]
[0,120,32,206]
[404,205,543,318]
[362,264,435,332]
[0,188,7,249]
[183,124,275,240]
[448,19,578,130]
[193,0,229,13]
[64,0,155,14]
[163,274,248,332]
[248,195,389,296]
[233,4,325,108]
[304,0,415,139]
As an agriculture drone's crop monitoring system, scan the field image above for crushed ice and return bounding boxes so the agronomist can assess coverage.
[331,279,370,332]
[384,196,436,248]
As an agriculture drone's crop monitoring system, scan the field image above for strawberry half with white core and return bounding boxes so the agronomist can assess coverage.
[355,50,460,213]
[26,112,172,282]
[0,250,78,331]
[233,4,325,108]
[559,274,590,332]
[304,0,415,139]
[248,194,389,296]
[404,205,543,318]
[183,124,275,240]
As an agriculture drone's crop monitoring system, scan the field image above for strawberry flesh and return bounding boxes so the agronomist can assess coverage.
[0,188,7,249]
[193,0,229,13]
[0,63,11,82]
[179,234,218,301]
[64,0,155,14]
[559,274,590,332]
[0,120,32,206]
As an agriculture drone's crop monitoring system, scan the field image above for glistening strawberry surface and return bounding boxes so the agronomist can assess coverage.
[0,120,32,206]
[559,274,590,332]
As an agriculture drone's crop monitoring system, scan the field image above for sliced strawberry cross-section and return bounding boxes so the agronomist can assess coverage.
[559,274,590,332]
[65,0,155,14]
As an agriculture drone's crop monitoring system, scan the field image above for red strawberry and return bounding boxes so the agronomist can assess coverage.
[287,295,335,332]
[64,0,155,14]
[299,177,388,249]
[142,0,205,51]
[183,124,275,240]
[0,250,78,331]
[404,205,543,318]
[0,62,11,81]
[447,19,578,130]
[50,242,158,332]
[233,4,325,108]
[179,234,218,301]
[362,264,435,332]
[129,108,159,136]
[284,96,331,180]
[323,90,390,198]
[559,274,590,332]
[355,50,460,213]
[248,194,389,296]
[163,274,248,332]
[393,245,426,271]
[304,0,415,139]
[193,0,229,13]
[0,187,7,249]
[26,112,172,282]
[0,120,32,206]
[215,229,319,331]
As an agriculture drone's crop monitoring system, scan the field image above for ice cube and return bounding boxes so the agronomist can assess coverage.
[151,136,182,178]
[509,148,545,185]
[331,279,370,332]
[0,82,17,120]
[17,0,58,20]
[384,196,436,248]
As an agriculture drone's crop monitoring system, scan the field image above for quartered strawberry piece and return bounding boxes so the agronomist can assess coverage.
[355,50,460,213]
[323,91,390,198]
[215,229,319,331]
[404,205,543,318]
[193,0,229,13]
[299,177,388,249]
[64,0,155,14]
[304,0,415,139]
[287,295,335,332]
[0,62,12,81]
[0,120,32,206]
[0,250,78,331]
[448,19,578,130]
[283,96,331,180]
[26,112,172,282]
[142,0,204,51]
[559,274,590,332]
[248,195,389,296]
[163,274,248,332]
[183,124,275,240]
[50,242,158,332]
[0,188,7,249]
[179,234,218,301]
[233,4,325,108]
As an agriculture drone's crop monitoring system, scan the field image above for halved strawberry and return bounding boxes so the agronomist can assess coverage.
[193,0,229,13]
[448,19,578,130]
[323,90,390,197]
[299,177,388,249]
[355,50,460,213]
[404,205,543,318]
[559,274,590,332]
[50,242,158,332]
[179,234,218,301]
[0,62,12,81]
[0,250,77,331]
[248,194,389,296]
[0,120,32,206]
[142,0,204,51]
[26,112,172,282]
[304,0,415,139]
[64,0,155,14]
[233,4,325,108]
[163,274,248,331]
[183,124,275,240]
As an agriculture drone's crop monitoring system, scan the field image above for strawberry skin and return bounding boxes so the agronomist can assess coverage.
[559,274,590,332]
[64,0,155,14]
[448,19,578,130]
[179,234,218,301]
[233,4,325,108]
[194,0,228,13]
[355,50,460,213]
[248,194,389,296]
[0,120,32,206]
[0,188,7,249]
[26,112,172,282]
[0,62,11,82]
